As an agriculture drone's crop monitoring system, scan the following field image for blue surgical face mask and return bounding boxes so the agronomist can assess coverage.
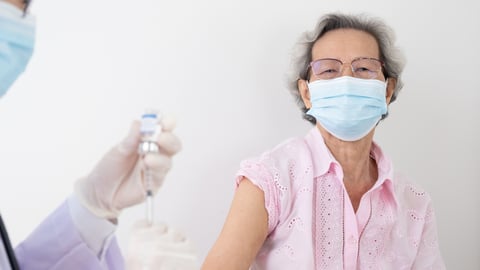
[306,76,388,141]
[0,3,35,97]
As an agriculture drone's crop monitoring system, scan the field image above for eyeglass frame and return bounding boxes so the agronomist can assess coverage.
[305,57,386,81]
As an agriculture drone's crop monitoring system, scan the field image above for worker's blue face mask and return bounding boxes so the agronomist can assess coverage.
[306,76,388,141]
[0,3,35,98]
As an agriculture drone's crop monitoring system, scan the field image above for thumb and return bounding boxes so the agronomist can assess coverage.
[160,114,177,132]
[116,120,141,156]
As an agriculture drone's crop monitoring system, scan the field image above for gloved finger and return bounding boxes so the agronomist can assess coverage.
[116,120,141,156]
[172,230,187,243]
[131,220,169,235]
[154,222,169,235]
[144,154,172,173]
[159,227,188,243]
[156,132,182,155]
[159,114,177,132]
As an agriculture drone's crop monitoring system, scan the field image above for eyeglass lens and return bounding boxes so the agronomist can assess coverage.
[310,58,382,80]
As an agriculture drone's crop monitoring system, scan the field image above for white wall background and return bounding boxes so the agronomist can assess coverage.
[0,0,478,268]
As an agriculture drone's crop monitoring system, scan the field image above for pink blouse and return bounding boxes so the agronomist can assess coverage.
[236,128,445,270]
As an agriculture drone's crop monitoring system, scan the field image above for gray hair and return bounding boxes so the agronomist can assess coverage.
[287,13,406,124]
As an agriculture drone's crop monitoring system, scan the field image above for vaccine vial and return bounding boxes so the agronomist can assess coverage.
[138,110,161,155]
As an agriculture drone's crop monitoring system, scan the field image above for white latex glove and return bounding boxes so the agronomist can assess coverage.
[74,116,181,219]
[126,220,198,270]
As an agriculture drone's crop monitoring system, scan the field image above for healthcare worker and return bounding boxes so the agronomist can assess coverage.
[0,0,183,269]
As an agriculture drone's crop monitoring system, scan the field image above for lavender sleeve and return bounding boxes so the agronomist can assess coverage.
[14,201,124,270]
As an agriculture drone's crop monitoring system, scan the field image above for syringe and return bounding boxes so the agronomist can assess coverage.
[138,110,161,226]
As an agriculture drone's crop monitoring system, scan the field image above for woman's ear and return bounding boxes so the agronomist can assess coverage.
[297,79,312,109]
[386,78,396,104]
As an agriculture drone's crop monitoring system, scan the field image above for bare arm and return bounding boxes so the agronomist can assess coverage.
[201,178,269,270]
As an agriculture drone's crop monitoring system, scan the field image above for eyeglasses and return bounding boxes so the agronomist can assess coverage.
[307,57,384,80]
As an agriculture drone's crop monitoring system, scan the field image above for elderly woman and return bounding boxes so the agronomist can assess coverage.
[201,13,445,270]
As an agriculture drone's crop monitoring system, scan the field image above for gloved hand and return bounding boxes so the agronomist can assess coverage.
[74,116,181,220]
[126,220,198,270]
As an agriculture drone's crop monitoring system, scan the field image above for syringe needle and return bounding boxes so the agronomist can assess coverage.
[145,169,154,226]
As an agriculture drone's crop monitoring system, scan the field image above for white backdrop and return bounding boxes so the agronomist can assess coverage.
[0,0,478,268]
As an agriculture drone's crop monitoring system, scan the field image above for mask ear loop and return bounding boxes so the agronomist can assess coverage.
[22,0,31,17]
[380,78,390,120]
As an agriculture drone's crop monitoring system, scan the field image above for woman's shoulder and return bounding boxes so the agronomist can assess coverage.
[265,136,312,161]
[392,172,435,212]
[238,136,314,186]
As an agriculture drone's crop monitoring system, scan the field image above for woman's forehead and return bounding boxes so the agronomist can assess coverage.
[311,29,380,60]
